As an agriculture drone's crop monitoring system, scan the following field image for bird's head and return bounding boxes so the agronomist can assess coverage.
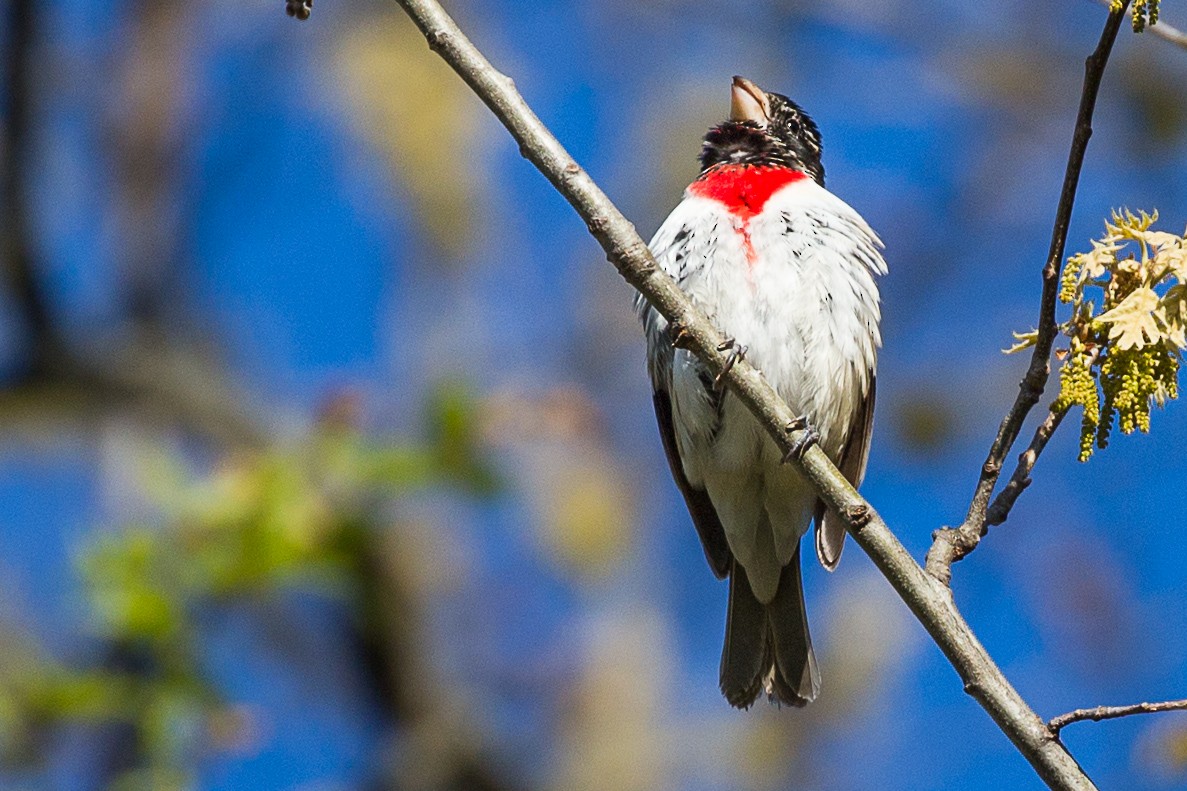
[699,76,824,185]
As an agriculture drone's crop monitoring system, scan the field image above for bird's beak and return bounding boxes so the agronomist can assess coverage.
[730,76,770,127]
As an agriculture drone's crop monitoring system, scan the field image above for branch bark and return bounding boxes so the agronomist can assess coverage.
[380,0,1099,788]
[1049,699,1187,735]
[985,406,1068,527]
[926,4,1128,578]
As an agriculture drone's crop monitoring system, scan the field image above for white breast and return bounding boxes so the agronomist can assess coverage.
[638,177,885,597]
[643,178,883,455]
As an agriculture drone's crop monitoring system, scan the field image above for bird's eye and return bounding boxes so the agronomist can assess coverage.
[786,117,801,135]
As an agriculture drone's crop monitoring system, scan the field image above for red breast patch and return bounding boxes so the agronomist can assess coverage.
[687,165,806,219]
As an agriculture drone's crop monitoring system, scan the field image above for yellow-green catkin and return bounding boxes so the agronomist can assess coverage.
[1060,255,1084,304]
[1132,0,1148,32]
[1131,0,1161,32]
[1053,350,1101,462]
[1097,346,1177,440]
[1014,208,1185,461]
[1158,351,1179,400]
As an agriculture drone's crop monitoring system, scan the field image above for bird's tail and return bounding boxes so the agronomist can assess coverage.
[719,547,819,708]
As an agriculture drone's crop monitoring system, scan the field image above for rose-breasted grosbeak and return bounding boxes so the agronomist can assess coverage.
[637,77,885,708]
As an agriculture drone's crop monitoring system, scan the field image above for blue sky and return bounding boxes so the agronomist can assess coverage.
[4,1,1187,789]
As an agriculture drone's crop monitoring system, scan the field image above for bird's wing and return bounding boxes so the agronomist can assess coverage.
[637,195,734,579]
[652,387,732,578]
[762,180,884,572]
[815,375,876,571]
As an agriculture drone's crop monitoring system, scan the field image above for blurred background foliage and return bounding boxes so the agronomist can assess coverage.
[1,0,1187,790]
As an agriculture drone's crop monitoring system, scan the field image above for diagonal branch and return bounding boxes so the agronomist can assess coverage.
[373,0,1098,788]
[1147,18,1187,49]
[926,3,1128,579]
[1049,698,1187,735]
[985,406,1068,527]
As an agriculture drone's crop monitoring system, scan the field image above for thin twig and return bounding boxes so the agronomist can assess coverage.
[382,1,1097,788]
[984,343,1097,527]
[986,406,1068,526]
[1049,699,1187,735]
[1093,0,1187,50]
[926,3,1128,580]
[1149,19,1187,49]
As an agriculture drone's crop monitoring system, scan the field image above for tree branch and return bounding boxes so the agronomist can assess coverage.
[987,342,1099,527]
[1049,699,1187,736]
[1093,0,1187,50]
[378,0,1098,787]
[0,0,272,449]
[1148,18,1187,49]
[985,406,1068,527]
[926,3,1128,577]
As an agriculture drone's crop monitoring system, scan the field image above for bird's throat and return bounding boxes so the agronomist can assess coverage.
[688,165,806,220]
[689,165,806,275]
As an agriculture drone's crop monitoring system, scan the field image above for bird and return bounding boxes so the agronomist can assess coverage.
[636,76,886,708]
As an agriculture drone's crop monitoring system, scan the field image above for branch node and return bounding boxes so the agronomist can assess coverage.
[924,532,955,586]
[963,679,990,701]
[844,504,871,530]
[426,29,450,53]
[587,215,611,237]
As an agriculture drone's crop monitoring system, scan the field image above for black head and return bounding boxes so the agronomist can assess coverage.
[699,76,824,185]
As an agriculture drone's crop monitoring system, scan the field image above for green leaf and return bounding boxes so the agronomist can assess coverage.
[1097,287,1162,349]
[1003,329,1038,354]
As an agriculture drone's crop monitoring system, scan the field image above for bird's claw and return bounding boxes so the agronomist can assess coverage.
[670,322,692,349]
[782,416,820,463]
[713,338,747,392]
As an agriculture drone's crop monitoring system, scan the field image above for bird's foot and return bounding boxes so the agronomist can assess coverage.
[713,338,747,393]
[782,415,820,463]
[669,322,692,349]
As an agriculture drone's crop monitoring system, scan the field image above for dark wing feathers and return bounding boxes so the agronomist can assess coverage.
[815,374,876,571]
[652,389,732,579]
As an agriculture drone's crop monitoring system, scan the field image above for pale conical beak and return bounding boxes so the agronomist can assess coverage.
[730,76,770,126]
